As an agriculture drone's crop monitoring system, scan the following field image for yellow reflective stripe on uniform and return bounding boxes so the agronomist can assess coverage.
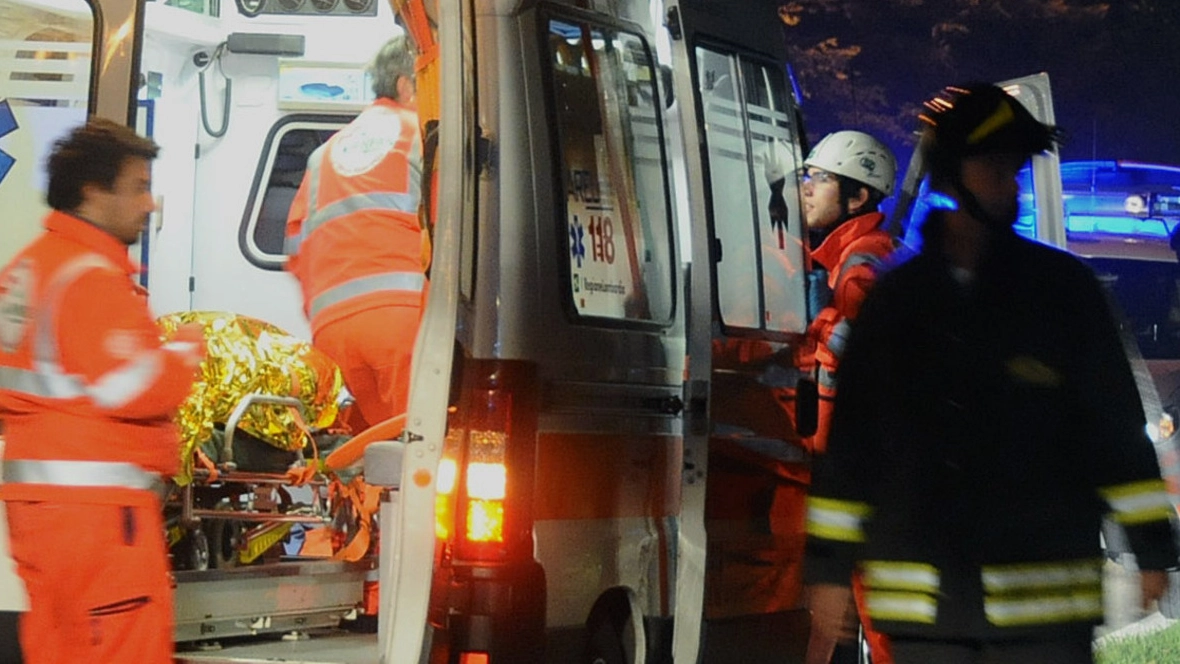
[981,558,1103,594]
[806,496,872,543]
[3,459,161,490]
[984,591,1104,627]
[865,591,938,624]
[308,271,426,319]
[862,561,940,594]
[981,558,1103,626]
[1100,479,1174,525]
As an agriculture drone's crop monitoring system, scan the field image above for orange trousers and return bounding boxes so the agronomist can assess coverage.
[5,501,173,664]
[314,304,421,432]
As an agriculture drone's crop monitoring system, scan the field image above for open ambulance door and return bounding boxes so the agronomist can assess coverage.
[892,72,1066,251]
[665,1,813,661]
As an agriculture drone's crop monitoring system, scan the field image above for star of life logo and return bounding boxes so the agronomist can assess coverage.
[0,258,34,353]
[330,108,402,177]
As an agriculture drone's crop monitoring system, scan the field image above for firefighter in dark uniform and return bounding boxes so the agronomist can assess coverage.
[803,83,1180,664]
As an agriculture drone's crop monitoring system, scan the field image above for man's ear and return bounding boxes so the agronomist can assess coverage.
[847,186,871,215]
[396,75,416,105]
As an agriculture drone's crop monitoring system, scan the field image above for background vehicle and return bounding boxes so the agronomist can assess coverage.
[1019,160,1180,621]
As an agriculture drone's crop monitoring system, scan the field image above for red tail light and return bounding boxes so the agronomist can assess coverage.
[435,360,538,562]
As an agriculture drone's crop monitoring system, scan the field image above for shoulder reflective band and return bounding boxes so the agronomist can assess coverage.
[806,495,872,543]
[14,253,167,408]
[1100,479,1174,525]
[982,558,1103,627]
[3,459,161,491]
[308,271,426,319]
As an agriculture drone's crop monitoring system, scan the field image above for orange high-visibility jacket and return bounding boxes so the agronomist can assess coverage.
[0,212,202,507]
[808,211,893,453]
[285,98,426,333]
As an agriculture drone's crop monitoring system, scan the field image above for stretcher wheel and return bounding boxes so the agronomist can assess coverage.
[186,528,211,572]
[205,502,248,569]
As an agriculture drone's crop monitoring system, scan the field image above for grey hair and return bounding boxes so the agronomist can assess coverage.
[368,35,415,101]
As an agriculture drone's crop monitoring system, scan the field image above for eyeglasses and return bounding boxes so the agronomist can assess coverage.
[803,170,839,185]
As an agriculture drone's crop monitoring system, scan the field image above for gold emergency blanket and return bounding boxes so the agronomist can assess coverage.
[158,311,343,484]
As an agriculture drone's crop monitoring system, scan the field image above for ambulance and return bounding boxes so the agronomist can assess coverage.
[0,0,826,661]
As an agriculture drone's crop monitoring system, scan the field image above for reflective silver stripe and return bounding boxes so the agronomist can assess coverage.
[863,561,940,593]
[981,559,1102,593]
[306,143,327,214]
[34,254,117,365]
[834,251,882,286]
[817,365,837,390]
[309,271,425,319]
[3,459,160,490]
[0,253,173,409]
[1100,479,1174,525]
[865,591,938,624]
[89,351,166,408]
[806,496,872,543]
[0,365,77,398]
[305,191,419,235]
[286,120,422,257]
[984,592,1104,627]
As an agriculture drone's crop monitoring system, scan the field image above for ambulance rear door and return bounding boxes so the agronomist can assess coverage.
[664,1,813,661]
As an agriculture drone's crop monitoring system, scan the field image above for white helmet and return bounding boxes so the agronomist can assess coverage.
[804,130,897,196]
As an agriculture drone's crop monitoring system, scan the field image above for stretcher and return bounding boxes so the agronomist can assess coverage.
[162,391,404,643]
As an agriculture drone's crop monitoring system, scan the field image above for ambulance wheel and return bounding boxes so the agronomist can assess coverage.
[586,620,627,664]
[585,590,641,664]
[206,518,246,569]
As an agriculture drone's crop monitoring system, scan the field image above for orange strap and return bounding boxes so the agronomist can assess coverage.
[391,0,435,54]
[324,413,406,473]
[332,476,382,562]
[284,404,322,486]
[194,448,220,483]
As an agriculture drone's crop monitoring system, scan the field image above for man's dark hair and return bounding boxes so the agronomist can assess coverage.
[838,176,885,214]
[46,118,159,212]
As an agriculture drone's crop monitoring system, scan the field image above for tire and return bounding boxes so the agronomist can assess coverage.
[585,602,637,664]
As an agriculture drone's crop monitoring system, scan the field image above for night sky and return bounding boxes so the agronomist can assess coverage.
[779,1,1180,168]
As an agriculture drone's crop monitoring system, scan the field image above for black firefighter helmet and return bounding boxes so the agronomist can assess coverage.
[919,83,1062,181]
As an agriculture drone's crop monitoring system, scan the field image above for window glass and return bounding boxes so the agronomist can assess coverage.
[240,119,342,268]
[546,18,675,324]
[1089,257,1180,361]
[697,45,806,334]
[0,0,94,265]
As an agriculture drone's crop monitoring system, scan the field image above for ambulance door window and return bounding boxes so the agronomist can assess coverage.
[239,117,345,270]
[544,17,676,325]
[697,46,806,335]
[0,0,94,266]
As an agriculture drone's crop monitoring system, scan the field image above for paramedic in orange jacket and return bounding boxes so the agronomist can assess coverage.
[791,131,898,664]
[0,119,205,664]
[285,35,425,432]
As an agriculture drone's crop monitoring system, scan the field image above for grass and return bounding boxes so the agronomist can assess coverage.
[1095,622,1180,664]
